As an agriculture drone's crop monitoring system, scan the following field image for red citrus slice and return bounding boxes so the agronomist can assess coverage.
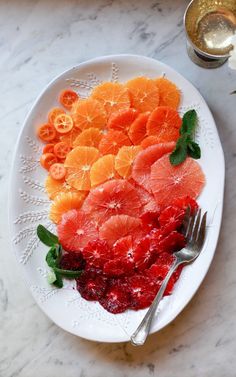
[99,130,132,155]
[132,142,175,192]
[151,154,205,207]
[107,108,139,133]
[128,111,150,145]
[146,106,182,142]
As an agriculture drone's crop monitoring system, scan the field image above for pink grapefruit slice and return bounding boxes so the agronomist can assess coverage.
[99,214,142,246]
[151,154,205,207]
[132,142,175,192]
[82,179,143,223]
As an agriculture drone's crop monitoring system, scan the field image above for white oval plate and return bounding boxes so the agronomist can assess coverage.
[9,55,225,343]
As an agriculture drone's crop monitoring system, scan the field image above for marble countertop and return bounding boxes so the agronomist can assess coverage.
[0,0,236,376]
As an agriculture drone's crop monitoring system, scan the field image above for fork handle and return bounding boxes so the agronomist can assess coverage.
[130,257,182,346]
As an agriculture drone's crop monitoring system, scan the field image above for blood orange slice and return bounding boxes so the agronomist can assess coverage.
[132,142,175,192]
[126,77,159,112]
[64,146,99,191]
[146,106,182,142]
[99,215,142,246]
[99,130,132,155]
[151,154,205,207]
[82,179,143,223]
[58,209,98,251]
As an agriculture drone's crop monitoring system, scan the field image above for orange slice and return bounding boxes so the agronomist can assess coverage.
[90,154,119,187]
[71,98,107,130]
[115,146,141,178]
[54,114,74,134]
[107,108,139,133]
[126,77,159,112]
[64,146,99,191]
[146,106,182,142]
[155,77,181,109]
[99,130,132,155]
[73,127,102,148]
[60,128,81,148]
[48,108,65,125]
[128,111,150,145]
[91,82,130,116]
[49,191,86,224]
[141,136,161,149]
[151,154,205,208]
[45,175,78,199]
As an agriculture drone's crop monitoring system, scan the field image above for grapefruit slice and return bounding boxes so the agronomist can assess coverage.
[132,142,175,192]
[151,154,205,207]
[49,192,86,224]
[73,127,102,148]
[64,146,99,191]
[128,112,150,145]
[126,77,159,112]
[128,178,159,213]
[146,106,182,142]
[90,154,120,187]
[99,215,142,246]
[99,130,132,155]
[107,108,139,133]
[71,98,107,130]
[115,146,141,178]
[155,77,181,109]
[141,136,161,149]
[91,82,130,116]
[57,209,98,251]
[82,179,143,223]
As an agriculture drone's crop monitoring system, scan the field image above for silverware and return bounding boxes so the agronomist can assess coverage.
[130,208,207,346]
[184,0,236,68]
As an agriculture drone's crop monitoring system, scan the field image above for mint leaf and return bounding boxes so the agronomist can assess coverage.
[37,225,58,247]
[180,109,197,136]
[45,244,61,268]
[169,138,187,166]
[54,268,82,278]
[53,272,63,288]
[187,141,201,159]
[47,270,57,284]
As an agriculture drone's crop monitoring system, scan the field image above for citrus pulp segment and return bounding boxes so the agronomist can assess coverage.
[128,111,150,145]
[115,146,141,178]
[90,154,119,187]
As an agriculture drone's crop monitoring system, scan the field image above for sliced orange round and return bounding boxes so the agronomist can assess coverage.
[49,191,85,224]
[49,163,66,180]
[141,136,161,149]
[40,153,58,170]
[126,77,159,112]
[155,77,181,109]
[59,89,78,110]
[71,98,107,130]
[91,82,130,116]
[90,154,120,187]
[128,111,150,145]
[64,146,99,191]
[54,141,71,159]
[54,114,74,134]
[37,124,56,142]
[73,127,102,148]
[45,175,79,199]
[99,130,132,155]
[48,107,65,125]
[107,108,139,133]
[146,106,182,142]
[115,146,141,178]
[60,128,81,147]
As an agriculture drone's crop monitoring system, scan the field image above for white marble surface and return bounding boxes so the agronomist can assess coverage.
[0,0,236,376]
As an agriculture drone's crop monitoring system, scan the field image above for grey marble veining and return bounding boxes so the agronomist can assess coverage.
[0,0,236,376]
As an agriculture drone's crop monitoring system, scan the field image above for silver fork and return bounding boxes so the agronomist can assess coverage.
[130,208,207,346]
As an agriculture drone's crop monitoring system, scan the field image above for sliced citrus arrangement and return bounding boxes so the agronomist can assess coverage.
[71,98,107,130]
[65,146,99,190]
[91,82,130,116]
[126,77,159,112]
[36,77,205,315]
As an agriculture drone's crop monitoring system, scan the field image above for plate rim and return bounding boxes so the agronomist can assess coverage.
[8,54,225,343]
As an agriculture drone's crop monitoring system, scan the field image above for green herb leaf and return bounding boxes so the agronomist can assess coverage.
[45,244,62,268]
[169,137,187,166]
[37,224,58,247]
[180,109,197,136]
[47,269,57,284]
[187,141,201,159]
[53,272,63,288]
[54,268,83,278]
